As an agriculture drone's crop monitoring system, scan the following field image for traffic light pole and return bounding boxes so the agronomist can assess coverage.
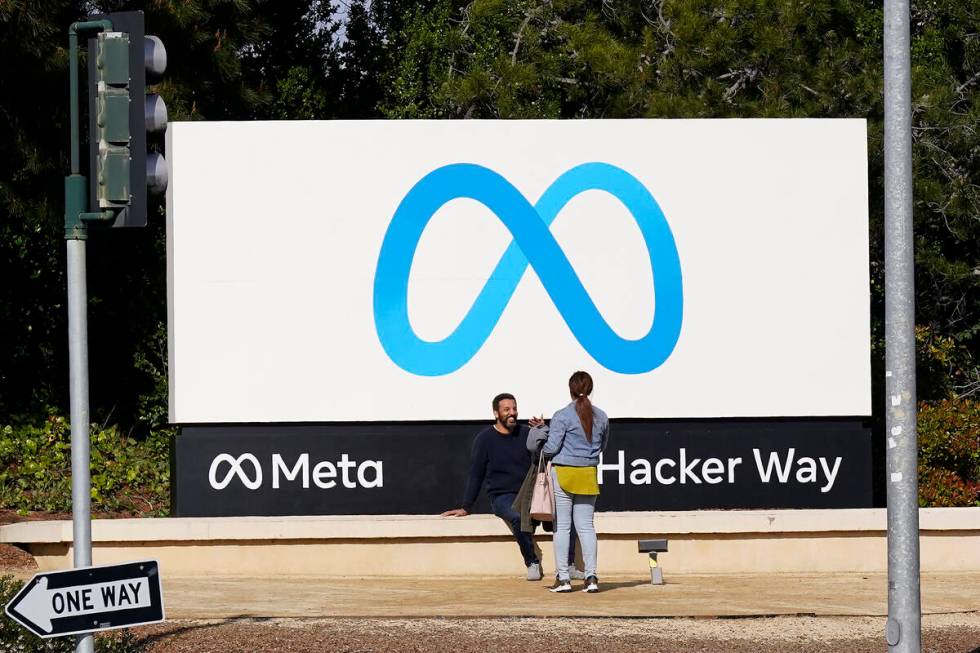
[65,241,92,653]
[66,19,114,653]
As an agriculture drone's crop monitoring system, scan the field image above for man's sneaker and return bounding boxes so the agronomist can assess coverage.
[568,566,586,580]
[526,563,542,581]
[549,579,573,593]
[583,575,599,593]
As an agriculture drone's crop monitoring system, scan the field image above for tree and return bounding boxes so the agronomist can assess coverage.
[0,1,82,418]
[0,0,278,428]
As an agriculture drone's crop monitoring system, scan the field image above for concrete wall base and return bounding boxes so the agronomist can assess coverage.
[3,508,978,577]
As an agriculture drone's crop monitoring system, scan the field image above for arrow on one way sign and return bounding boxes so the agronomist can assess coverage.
[5,560,164,638]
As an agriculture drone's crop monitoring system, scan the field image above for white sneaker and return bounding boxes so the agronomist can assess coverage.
[526,563,542,581]
[582,575,599,593]
[568,566,586,580]
[549,579,572,593]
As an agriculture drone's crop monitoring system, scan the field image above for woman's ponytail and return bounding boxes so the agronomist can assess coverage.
[568,371,594,442]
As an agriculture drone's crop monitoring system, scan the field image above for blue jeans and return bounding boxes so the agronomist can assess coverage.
[550,467,598,580]
[490,493,578,568]
[491,493,538,567]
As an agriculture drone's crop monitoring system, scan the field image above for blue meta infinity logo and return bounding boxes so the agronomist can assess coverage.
[372,162,683,376]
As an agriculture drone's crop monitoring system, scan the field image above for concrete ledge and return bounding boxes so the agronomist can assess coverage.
[5,508,978,542]
[3,508,978,576]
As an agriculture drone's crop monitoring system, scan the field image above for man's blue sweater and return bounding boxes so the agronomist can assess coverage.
[461,425,531,511]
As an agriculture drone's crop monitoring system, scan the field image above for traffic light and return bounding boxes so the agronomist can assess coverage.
[87,10,168,227]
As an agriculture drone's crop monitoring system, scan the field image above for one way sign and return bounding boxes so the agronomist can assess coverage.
[4,560,164,638]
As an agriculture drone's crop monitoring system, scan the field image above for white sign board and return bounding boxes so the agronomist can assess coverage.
[167,119,870,422]
[5,561,164,638]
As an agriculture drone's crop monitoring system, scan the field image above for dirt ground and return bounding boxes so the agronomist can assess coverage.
[113,613,980,652]
[0,541,34,570]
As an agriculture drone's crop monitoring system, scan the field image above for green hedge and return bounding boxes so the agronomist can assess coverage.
[0,575,147,652]
[917,397,980,507]
[0,416,170,516]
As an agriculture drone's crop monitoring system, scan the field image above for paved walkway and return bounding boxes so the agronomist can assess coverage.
[153,572,979,619]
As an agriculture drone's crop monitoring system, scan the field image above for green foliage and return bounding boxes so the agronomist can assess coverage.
[916,325,979,401]
[1,575,148,651]
[0,1,78,418]
[132,322,170,435]
[917,398,979,507]
[383,0,886,119]
[0,416,170,515]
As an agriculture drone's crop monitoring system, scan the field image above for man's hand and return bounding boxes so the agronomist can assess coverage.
[528,415,546,428]
[440,508,469,517]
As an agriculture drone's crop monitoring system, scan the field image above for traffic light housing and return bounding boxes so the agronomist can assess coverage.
[87,10,168,227]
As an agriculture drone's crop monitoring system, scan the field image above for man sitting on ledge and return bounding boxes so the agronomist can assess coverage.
[441,392,580,581]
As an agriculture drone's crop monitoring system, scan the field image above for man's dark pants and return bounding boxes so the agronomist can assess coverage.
[491,493,539,566]
[490,493,578,568]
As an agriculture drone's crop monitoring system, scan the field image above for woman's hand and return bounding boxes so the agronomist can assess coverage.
[528,415,546,428]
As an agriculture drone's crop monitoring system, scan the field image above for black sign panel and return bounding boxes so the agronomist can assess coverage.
[173,419,871,516]
[5,561,164,639]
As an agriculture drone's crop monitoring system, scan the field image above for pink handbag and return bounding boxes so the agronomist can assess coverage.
[530,455,555,522]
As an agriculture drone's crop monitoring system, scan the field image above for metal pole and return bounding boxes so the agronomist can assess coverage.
[66,19,111,653]
[883,0,921,650]
[67,241,93,653]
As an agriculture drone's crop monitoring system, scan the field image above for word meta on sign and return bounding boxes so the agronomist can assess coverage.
[208,452,383,491]
[5,560,164,638]
[373,162,683,376]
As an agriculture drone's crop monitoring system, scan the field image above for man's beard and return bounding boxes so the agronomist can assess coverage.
[498,415,517,431]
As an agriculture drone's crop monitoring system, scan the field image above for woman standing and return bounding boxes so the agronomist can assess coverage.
[541,371,609,593]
